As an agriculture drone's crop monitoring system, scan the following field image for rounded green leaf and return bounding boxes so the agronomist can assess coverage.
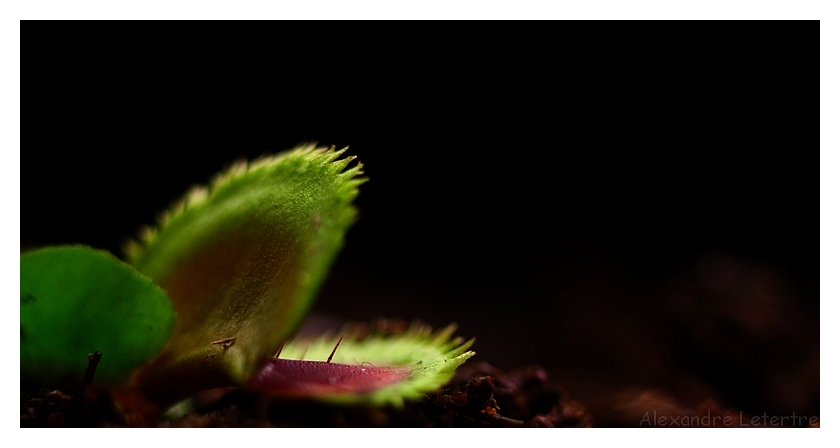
[20,246,176,387]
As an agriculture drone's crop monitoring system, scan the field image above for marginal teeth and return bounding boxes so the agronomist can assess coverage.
[123,144,364,264]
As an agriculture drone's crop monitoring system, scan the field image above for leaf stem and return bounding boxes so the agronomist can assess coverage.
[84,351,102,385]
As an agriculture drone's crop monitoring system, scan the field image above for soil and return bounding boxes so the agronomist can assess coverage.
[24,358,817,428]
[20,360,592,428]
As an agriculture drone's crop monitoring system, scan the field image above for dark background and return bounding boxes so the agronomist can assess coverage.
[23,24,817,423]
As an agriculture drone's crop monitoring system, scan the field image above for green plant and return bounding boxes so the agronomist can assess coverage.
[20,146,474,414]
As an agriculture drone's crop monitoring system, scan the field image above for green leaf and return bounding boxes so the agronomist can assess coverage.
[247,322,475,407]
[20,246,176,387]
[127,145,365,404]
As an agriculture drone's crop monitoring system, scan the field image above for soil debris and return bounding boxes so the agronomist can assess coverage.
[20,360,592,427]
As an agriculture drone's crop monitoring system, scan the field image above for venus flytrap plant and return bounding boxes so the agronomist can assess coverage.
[20,145,475,415]
[250,321,474,407]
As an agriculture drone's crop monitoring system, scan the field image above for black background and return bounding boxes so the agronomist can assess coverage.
[22,23,816,419]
